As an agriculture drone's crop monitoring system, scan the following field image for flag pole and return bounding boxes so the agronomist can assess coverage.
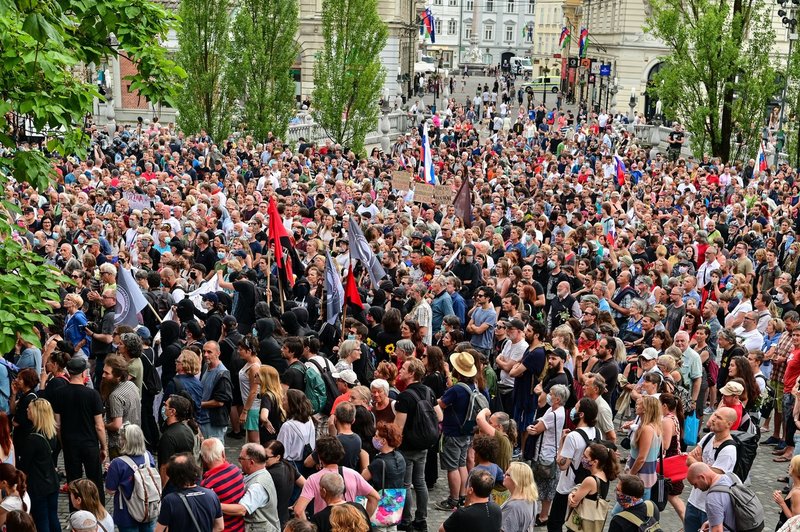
[146,302,164,324]
[277,267,285,314]
[266,249,273,306]
[342,250,351,337]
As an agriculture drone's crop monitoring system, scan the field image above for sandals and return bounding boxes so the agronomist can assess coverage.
[774,456,792,463]
[535,516,548,527]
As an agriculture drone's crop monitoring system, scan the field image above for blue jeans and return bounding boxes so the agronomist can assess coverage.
[684,502,707,532]
[200,423,226,443]
[610,487,651,517]
[118,522,156,532]
[30,492,60,532]
[401,448,429,523]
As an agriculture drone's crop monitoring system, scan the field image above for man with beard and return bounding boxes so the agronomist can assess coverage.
[451,244,482,302]
[534,347,572,414]
[547,281,581,332]
[101,354,141,458]
[219,315,245,439]
[576,335,620,404]
[509,320,547,443]
[85,288,116,389]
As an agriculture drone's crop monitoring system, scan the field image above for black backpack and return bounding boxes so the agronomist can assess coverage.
[147,290,174,319]
[140,347,162,395]
[403,385,440,450]
[306,359,340,416]
[700,427,759,481]
[571,428,618,484]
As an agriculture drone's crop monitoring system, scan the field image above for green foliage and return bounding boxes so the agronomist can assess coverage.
[175,0,234,141]
[646,0,777,160]
[0,0,183,347]
[312,0,388,154]
[230,0,299,141]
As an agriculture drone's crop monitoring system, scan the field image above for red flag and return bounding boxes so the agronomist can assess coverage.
[268,196,294,286]
[344,263,363,309]
[453,179,472,228]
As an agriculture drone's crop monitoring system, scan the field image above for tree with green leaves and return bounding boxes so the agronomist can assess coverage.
[0,0,183,352]
[312,0,388,154]
[175,0,234,142]
[647,0,777,160]
[230,0,299,141]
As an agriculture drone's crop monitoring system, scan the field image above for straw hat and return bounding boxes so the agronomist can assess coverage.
[449,352,477,378]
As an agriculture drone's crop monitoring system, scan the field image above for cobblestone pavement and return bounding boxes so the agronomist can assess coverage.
[51,430,789,531]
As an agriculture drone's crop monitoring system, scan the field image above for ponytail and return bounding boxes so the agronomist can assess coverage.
[15,470,27,511]
[588,443,620,482]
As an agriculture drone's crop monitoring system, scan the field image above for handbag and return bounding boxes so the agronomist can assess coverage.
[649,443,669,511]
[532,409,561,481]
[565,478,610,532]
[369,460,406,527]
[683,413,699,446]
[662,454,689,482]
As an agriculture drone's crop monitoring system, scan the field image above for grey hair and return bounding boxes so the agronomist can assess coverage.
[119,423,147,456]
[200,437,225,464]
[338,339,360,361]
[637,276,653,287]
[320,472,345,496]
[396,339,415,354]
[120,333,142,359]
[242,443,266,464]
[719,328,738,345]
[412,282,428,297]
[630,298,648,314]
[550,384,570,405]
[370,379,389,394]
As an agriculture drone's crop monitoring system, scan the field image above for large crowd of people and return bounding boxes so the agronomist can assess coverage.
[4,71,800,532]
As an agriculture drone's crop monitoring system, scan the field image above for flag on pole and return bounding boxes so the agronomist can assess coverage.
[578,28,589,58]
[115,266,148,327]
[344,264,363,309]
[268,196,294,287]
[614,155,627,187]
[163,276,221,322]
[453,179,472,228]
[757,142,768,172]
[324,251,345,325]
[347,217,386,286]
[559,27,570,49]
[421,8,436,43]
[420,122,437,185]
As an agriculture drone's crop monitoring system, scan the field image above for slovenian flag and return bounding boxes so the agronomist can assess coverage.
[614,155,627,187]
[421,8,436,43]
[578,28,589,58]
[757,141,768,172]
[420,122,437,185]
[559,27,570,49]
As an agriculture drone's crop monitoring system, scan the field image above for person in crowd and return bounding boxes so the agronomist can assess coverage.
[101,354,141,458]
[567,442,620,525]
[0,463,29,527]
[309,473,371,532]
[439,468,502,532]
[200,341,233,443]
[264,440,304,529]
[259,365,285,445]
[68,479,113,532]
[105,424,158,532]
[200,437,246,532]
[157,394,197,490]
[162,351,203,417]
[220,443,280,532]
[18,398,59,532]
[156,453,224,532]
[9,368,38,464]
[500,461,537,532]
[686,462,737,532]
[608,475,661,532]
[277,389,316,475]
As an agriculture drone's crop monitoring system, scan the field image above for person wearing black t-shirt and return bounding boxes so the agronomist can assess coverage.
[158,395,197,494]
[158,453,224,532]
[441,468,502,532]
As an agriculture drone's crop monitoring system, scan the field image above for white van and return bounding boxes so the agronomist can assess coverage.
[510,56,534,75]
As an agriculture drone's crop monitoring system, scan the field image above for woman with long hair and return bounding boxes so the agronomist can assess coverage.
[18,399,59,532]
[0,464,29,527]
[422,346,449,399]
[68,479,113,532]
[660,393,686,521]
[400,319,424,358]
[680,308,702,338]
[693,325,716,416]
[264,440,303,529]
[9,369,38,463]
[237,335,262,443]
[727,355,761,412]
[376,308,403,365]
[614,396,662,514]
[0,413,13,467]
[501,462,537,532]
[277,389,315,474]
[38,350,70,399]
[105,424,157,531]
[259,365,285,444]
[773,455,800,530]
[4,510,35,532]
[567,442,620,527]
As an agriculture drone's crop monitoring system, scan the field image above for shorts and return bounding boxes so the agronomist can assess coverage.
[440,435,471,471]
[773,381,785,413]
[244,409,260,431]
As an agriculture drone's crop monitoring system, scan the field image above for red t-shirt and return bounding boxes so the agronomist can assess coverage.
[784,348,800,390]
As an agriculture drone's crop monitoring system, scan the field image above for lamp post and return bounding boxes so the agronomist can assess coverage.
[542,66,550,106]
[776,0,797,166]
[628,87,638,122]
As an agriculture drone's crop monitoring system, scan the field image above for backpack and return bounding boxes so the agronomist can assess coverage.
[616,500,663,532]
[307,359,340,416]
[571,428,618,484]
[147,290,174,319]
[706,473,765,532]
[296,363,327,415]
[700,427,759,481]
[403,385,440,449]
[0,359,19,399]
[456,382,490,436]
[118,455,162,523]
[140,347,162,395]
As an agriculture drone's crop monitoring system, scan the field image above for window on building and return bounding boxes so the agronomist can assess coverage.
[505,25,514,41]
[466,0,473,10]
[484,24,494,40]
[486,0,494,11]
[528,0,535,14]
[465,26,473,39]
[434,0,442,5]
[436,18,443,34]
[507,0,515,12]
[448,19,457,35]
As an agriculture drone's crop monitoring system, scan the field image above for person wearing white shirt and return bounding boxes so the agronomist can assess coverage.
[695,246,720,287]
[734,311,765,351]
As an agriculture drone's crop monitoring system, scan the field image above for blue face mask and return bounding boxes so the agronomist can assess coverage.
[252,328,258,337]
[347,334,356,341]
[571,410,581,423]
[217,251,226,260]
[725,282,734,291]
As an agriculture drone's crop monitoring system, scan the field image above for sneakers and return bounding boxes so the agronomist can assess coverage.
[226,430,245,439]
[412,519,428,532]
[434,497,460,511]
[703,406,714,415]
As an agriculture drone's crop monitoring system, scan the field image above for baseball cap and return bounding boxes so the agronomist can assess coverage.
[70,510,98,531]
[639,348,659,361]
[66,357,89,375]
[719,381,744,396]
[332,369,359,386]
[508,319,526,331]
[201,292,219,304]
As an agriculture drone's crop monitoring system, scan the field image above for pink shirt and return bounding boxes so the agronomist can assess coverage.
[301,465,375,513]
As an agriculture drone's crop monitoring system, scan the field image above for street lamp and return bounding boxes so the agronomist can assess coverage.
[628,87,638,122]
[542,66,550,106]
[775,0,797,165]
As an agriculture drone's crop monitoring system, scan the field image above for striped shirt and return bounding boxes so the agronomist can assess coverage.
[202,461,246,532]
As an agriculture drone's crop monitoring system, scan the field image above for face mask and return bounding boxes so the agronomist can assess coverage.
[33,238,40,247]
[347,334,356,341]
[791,249,797,256]
[580,457,592,470]
[725,282,734,291]
[679,266,688,274]
[160,405,167,421]
[372,437,384,451]
[466,256,474,263]
[616,492,640,509]
[547,259,556,269]
[570,410,581,423]
[252,327,258,337]
[366,295,374,305]
[434,268,441,276]
[736,291,743,299]
[77,236,85,245]
[579,247,588,256]
[546,394,552,406]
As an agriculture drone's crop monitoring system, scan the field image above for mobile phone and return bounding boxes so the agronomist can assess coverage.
[111,256,119,264]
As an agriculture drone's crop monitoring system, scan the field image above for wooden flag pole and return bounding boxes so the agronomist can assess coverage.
[265,249,273,305]
[145,302,164,324]
[277,268,285,314]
